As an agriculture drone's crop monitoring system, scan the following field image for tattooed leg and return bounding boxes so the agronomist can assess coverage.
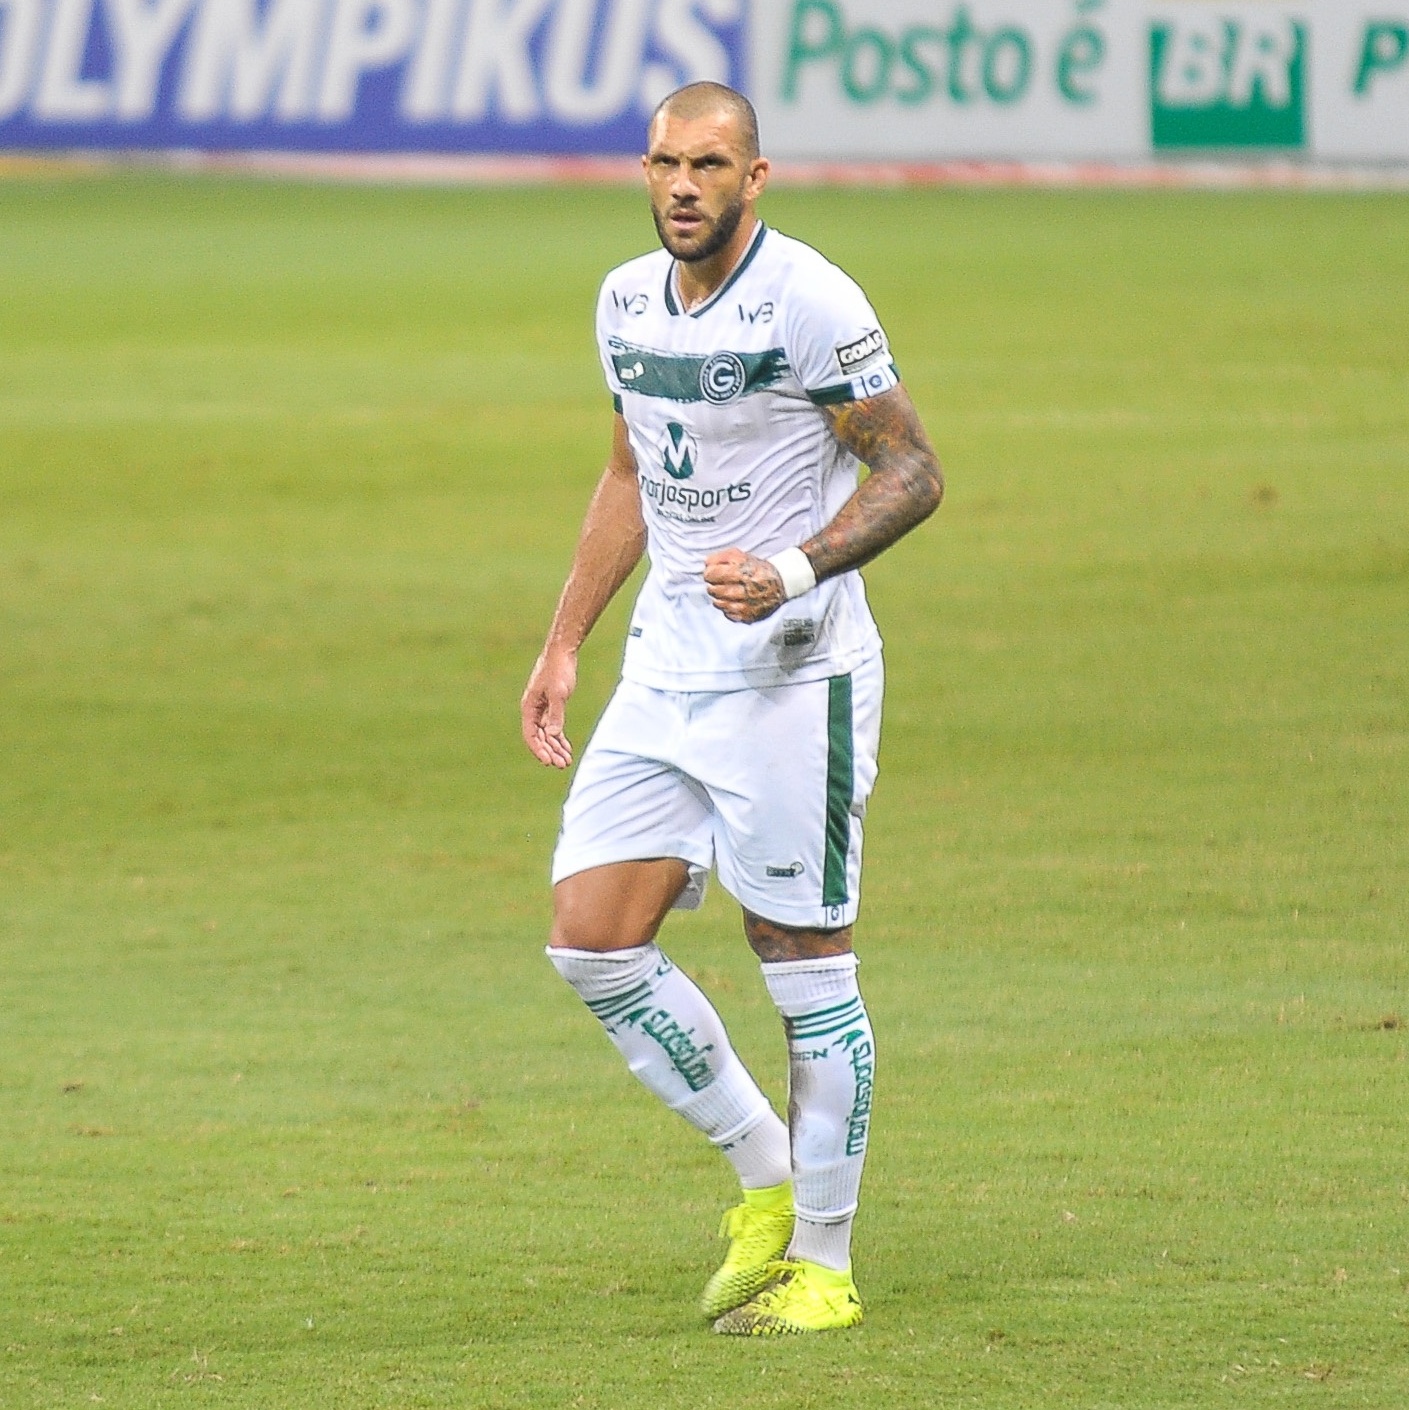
[743,910,852,961]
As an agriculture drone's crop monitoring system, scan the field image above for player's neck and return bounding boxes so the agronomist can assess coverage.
[674,214,760,312]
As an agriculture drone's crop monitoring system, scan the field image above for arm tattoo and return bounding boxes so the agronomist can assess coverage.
[807,385,944,581]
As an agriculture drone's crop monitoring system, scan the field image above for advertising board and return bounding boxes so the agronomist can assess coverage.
[0,0,746,151]
[753,0,1146,159]
[752,1,1409,162]
[0,0,1404,161]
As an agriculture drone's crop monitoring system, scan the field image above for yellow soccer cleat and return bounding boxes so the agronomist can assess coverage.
[711,1258,864,1336]
[699,1182,794,1319]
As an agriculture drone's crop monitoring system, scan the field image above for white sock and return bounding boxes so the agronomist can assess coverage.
[761,953,875,1272]
[549,944,791,1189]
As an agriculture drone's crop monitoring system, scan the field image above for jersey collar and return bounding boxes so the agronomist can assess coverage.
[663,221,768,319]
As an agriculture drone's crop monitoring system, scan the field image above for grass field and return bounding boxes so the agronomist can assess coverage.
[1,174,1406,1408]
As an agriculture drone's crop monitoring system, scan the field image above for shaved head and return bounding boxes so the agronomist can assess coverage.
[650,82,760,161]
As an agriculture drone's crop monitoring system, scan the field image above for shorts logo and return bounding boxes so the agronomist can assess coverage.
[661,421,699,480]
[699,351,747,404]
[782,618,815,647]
[836,329,885,371]
[765,861,805,878]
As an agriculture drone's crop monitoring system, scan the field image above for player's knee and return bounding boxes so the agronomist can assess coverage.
[548,893,653,952]
[549,865,681,951]
[547,911,619,952]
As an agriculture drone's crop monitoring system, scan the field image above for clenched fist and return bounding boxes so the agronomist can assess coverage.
[703,548,787,624]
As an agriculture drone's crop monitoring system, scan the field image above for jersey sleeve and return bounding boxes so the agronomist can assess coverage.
[595,279,625,413]
[784,261,901,407]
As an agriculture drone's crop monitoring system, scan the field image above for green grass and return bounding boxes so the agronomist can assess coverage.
[1,174,1406,1408]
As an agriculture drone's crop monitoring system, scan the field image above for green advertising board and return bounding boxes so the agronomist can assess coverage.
[1150,16,1307,149]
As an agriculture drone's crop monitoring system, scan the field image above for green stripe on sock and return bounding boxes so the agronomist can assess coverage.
[786,998,863,1031]
[586,983,648,1013]
[789,1009,863,1043]
[788,1003,865,1039]
[823,674,854,908]
[789,1015,867,1042]
[790,995,862,1024]
[588,982,653,1021]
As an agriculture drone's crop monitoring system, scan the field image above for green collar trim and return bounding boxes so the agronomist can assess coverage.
[665,222,769,319]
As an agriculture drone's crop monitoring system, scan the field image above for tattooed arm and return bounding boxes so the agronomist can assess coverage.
[807,384,945,576]
[521,415,645,768]
[703,384,943,624]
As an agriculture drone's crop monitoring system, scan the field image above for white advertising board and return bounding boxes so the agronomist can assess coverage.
[750,0,1409,161]
[1310,7,1409,159]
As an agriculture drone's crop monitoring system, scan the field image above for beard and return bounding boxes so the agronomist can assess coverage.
[652,190,748,263]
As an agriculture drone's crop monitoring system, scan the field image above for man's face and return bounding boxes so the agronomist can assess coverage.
[644,110,763,263]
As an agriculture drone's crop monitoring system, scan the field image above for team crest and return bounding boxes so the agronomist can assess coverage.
[661,421,700,480]
[699,351,747,404]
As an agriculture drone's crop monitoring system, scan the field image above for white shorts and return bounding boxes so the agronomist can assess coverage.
[551,654,883,930]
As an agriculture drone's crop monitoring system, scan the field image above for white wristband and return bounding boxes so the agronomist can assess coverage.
[767,547,817,601]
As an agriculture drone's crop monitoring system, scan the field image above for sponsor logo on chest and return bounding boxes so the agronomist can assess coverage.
[661,422,699,480]
[641,419,752,525]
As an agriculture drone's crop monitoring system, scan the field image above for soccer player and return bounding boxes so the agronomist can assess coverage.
[520,82,943,1335]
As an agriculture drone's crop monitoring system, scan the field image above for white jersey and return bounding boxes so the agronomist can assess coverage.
[596,222,900,693]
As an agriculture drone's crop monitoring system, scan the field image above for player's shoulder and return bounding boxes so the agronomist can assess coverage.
[762,228,870,304]
[597,247,672,318]
[760,229,896,395]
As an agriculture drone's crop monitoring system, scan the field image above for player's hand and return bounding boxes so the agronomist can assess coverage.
[520,646,577,769]
[703,547,787,624]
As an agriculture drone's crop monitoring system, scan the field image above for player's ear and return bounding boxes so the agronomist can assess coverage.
[747,157,770,200]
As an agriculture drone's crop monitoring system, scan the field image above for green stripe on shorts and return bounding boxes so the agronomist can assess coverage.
[823,674,854,909]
